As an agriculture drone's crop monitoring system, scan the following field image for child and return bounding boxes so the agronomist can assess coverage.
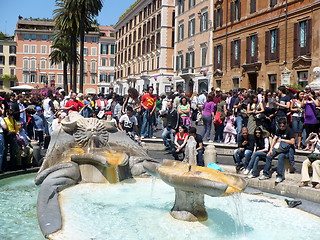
[16,121,33,168]
[224,109,237,144]
[32,106,45,148]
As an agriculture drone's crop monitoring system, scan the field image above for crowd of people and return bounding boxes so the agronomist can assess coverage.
[0,84,319,189]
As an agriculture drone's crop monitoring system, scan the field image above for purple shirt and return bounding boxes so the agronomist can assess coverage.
[304,102,317,124]
[202,101,215,117]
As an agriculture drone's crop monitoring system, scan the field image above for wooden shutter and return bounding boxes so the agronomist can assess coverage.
[230,2,234,23]
[231,41,235,67]
[238,39,241,66]
[221,8,224,27]
[250,0,256,13]
[238,0,241,20]
[214,10,217,29]
[181,55,184,69]
[214,46,217,70]
[220,45,223,70]
[186,52,190,68]
[276,28,280,62]
[255,35,258,62]
[176,56,179,70]
[246,36,250,64]
[306,19,312,56]
[293,22,299,59]
[265,31,270,63]
[200,14,203,31]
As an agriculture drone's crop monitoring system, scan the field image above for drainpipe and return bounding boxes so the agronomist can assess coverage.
[284,0,288,66]
[225,0,229,73]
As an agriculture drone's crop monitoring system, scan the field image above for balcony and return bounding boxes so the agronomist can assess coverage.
[180,68,196,81]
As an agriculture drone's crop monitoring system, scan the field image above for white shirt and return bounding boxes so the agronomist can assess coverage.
[198,94,206,105]
[0,117,5,133]
[43,98,54,118]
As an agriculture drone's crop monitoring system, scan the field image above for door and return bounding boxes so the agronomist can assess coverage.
[248,73,257,91]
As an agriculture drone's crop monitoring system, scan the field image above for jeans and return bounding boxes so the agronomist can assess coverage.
[262,149,289,179]
[197,149,205,167]
[45,116,54,135]
[162,127,174,148]
[201,115,212,141]
[236,116,248,139]
[233,149,253,168]
[247,151,267,176]
[141,110,155,138]
[0,134,4,171]
[214,123,224,141]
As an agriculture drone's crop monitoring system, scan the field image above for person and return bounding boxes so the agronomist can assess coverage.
[63,92,85,112]
[224,109,237,144]
[247,94,265,134]
[177,97,191,128]
[201,95,215,141]
[32,106,45,148]
[16,121,33,169]
[243,127,270,178]
[82,95,93,118]
[234,92,250,138]
[105,87,115,100]
[43,92,56,135]
[259,118,295,183]
[0,110,7,173]
[122,88,140,114]
[173,125,189,160]
[290,91,305,150]
[11,95,28,124]
[274,86,290,127]
[233,127,254,173]
[118,106,141,142]
[188,127,205,167]
[140,86,157,139]
[299,132,320,189]
[95,93,109,119]
[214,94,227,142]
[161,101,180,151]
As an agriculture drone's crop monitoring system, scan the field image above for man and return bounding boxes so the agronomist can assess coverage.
[259,118,295,183]
[105,87,115,100]
[188,127,205,167]
[233,127,254,172]
[43,92,55,135]
[233,92,250,138]
[161,101,179,151]
[63,92,85,112]
[11,95,27,124]
[275,86,290,126]
[140,86,157,139]
[95,93,109,119]
[118,106,141,141]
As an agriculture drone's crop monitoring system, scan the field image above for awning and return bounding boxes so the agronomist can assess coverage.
[85,88,97,94]
[10,85,35,90]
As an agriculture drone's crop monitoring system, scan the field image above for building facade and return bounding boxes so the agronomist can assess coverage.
[114,0,175,96]
[211,0,320,91]
[173,0,214,94]
[97,26,116,94]
[0,37,17,92]
[14,19,103,94]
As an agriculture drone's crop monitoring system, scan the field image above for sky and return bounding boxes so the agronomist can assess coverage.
[0,0,136,35]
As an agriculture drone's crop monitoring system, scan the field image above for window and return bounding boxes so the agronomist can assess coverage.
[84,36,88,43]
[294,19,312,57]
[41,45,47,54]
[189,0,195,9]
[102,58,107,66]
[110,58,115,66]
[268,74,277,92]
[24,45,29,53]
[0,68,3,75]
[30,59,36,71]
[270,0,277,7]
[10,68,14,76]
[0,45,2,53]
[10,80,15,87]
[40,75,47,83]
[30,74,36,83]
[91,47,97,56]
[41,35,48,41]
[188,17,195,37]
[9,56,16,65]
[9,46,16,54]
[0,81,3,90]
[23,74,28,83]
[91,61,96,73]
[200,11,208,32]
[216,80,222,89]
[250,0,256,14]
[230,0,241,22]
[24,34,30,40]
[0,56,5,65]
[231,39,241,67]
[91,75,96,84]
[186,51,195,69]
[297,71,308,88]
[214,8,223,29]
[91,37,98,43]
[84,48,88,56]
[57,75,63,84]
[178,0,185,15]
[23,59,29,70]
[31,34,37,41]
[101,44,108,54]
[110,45,115,54]
[100,73,107,82]
[201,45,207,66]
[58,63,62,70]
[214,45,223,70]
[265,29,279,63]
[246,34,258,63]
[176,52,183,71]
[31,45,37,53]
[233,77,240,89]
[178,23,184,41]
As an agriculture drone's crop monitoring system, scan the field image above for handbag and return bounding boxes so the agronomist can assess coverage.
[276,141,291,153]
[307,152,320,163]
[255,113,265,120]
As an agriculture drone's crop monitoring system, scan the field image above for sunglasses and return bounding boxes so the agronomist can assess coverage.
[279,124,286,128]
[255,132,262,134]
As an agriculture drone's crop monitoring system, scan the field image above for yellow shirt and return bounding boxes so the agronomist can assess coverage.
[4,118,18,133]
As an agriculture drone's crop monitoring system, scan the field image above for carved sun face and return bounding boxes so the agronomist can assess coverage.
[74,118,109,148]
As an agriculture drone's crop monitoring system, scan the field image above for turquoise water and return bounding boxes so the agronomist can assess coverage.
[1,174,320,240]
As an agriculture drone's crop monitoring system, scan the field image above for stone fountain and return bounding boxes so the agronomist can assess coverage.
[35,113,247,239]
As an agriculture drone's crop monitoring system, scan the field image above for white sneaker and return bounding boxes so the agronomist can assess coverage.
[141,136,145,139]
[248,174,257,179]
[151,136,157,139]
[259,175,270,180]
[243,169,250,175]
[275,177,284,183]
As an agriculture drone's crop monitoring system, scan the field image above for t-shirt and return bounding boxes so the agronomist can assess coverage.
[65,99,85,112]
[194,134,203,149]
[178,104,190,117]
[0,117,5,133]
[119,114,138,133]
[277,95,290,117]
[276,127,294,140]
[234,97,250,117]
[141,94,156,110]
[43,98,54,118]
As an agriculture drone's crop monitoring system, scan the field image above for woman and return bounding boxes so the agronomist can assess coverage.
[302,90,319,150]
[247,95,264,134]
[122,88,140,114]
[243,127,269,178]
[214,94,227,142]
[190,92,198,121]
[82,95,93,118]
[201,95,215,141]
[177,97,191,127]
[290,91,305,149]
[173,125,189,160]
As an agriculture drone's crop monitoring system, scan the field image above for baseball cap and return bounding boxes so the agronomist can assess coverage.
[36,106,42,111]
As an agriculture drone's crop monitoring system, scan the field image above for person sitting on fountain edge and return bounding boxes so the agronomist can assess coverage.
[233,127,254,173]
[118,106,141,142]
[188,127,205,167]
[259,118,295,183]
[161,101,180,151]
